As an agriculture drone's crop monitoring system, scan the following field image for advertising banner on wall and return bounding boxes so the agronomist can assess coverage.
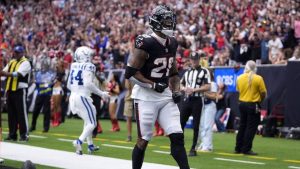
[214,67,244,92]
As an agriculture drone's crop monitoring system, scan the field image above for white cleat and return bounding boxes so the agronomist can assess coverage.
[73,140,83,155]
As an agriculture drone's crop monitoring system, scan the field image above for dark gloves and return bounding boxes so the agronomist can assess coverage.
[172,91,182,103]
[153,82,168,93]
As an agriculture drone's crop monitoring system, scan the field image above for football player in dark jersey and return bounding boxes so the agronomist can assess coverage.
[125,5,190,169]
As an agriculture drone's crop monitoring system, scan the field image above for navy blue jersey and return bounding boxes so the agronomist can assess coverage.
[135,34,178,84]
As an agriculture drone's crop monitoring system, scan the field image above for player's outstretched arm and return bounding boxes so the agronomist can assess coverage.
[83,71,110,100]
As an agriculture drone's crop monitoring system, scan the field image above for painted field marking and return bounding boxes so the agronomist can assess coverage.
[214,158,265,165]
[112,140,131,144]
[153,150,170,154]
[0,158,4,163]
[29,135,47,139]
[52,133,68,137]
[94,138,108,141]
[289,166,300,169]
[102,144,133,150]
[147,144,156,147]
[285,160,300,164]
[249,156,276,160]
[57,138,73,142]
[216,152,243,156]
[160,146,170,149]
[3,131,46,139]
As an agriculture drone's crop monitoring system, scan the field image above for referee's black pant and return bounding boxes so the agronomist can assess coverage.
[180,97,203,150]
[6,89,29,140]
[31,95,51,132]
[235,102,260,153]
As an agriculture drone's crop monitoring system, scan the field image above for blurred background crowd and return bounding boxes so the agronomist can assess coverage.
[0,0,299,73]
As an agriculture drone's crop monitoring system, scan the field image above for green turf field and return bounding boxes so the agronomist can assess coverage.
[1,113,300,169]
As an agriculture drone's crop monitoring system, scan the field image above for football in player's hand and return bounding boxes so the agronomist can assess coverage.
[153,82,168,93]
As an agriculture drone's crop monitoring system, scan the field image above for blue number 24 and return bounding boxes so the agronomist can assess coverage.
[70,70,84,85]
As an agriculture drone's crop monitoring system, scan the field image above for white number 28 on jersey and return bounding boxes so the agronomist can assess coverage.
[151,57,174,78]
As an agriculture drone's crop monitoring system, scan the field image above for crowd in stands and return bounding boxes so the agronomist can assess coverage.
[0,0,299,72]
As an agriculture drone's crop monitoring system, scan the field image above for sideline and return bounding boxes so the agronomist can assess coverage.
[0,142,178,169]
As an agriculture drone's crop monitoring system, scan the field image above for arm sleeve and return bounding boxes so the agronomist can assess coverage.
[17,61,31,77]
[83,70,105,97]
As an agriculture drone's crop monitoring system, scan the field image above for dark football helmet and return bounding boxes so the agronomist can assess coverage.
[149,5,176,36]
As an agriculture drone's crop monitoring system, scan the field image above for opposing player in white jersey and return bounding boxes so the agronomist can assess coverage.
[125,5,190,169]
[67,46,110,155]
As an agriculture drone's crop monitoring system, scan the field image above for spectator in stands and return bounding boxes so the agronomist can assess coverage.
[260,32,270,64]
[268,32,284,64]
[288,46,300,61]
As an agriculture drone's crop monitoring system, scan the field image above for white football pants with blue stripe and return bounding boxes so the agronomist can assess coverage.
[69,93,97,145]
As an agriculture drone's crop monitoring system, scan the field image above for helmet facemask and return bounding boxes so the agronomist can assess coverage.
[149,5,176,37]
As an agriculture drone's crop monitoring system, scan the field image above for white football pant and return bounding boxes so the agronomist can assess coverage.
[134,99,183,141]
[69,93,97,145]
[197,102,216,150]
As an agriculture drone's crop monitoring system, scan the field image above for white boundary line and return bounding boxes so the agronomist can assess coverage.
[1,142,178,169]
[0,158,4,163]
[102,144,133,150]
[214,158,265,165]
[153,150,170,154]
[289,166,300,169]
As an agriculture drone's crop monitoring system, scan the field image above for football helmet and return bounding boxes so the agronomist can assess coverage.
[74,46,94,63]
[149,5,176,37]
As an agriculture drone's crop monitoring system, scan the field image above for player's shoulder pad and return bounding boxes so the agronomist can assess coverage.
[83,63,96,72]
[135,34,151,49]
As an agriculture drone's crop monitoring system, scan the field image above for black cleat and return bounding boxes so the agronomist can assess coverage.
[188,149,197,156]
[243,151,258,156]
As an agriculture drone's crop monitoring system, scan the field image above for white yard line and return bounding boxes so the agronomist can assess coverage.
[0,142,178,169]
[153,150,170,154]
[289,166,300,169]
[214,157,265,165]
[29,135,47,139]
[57,138,74,142]
[102,144,133,150]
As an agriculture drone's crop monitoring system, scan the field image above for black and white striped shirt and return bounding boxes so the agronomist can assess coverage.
[181,66,211,97]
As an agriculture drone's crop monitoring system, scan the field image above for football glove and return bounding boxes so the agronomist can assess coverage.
[172,91,182,103]
[153,82,168,93]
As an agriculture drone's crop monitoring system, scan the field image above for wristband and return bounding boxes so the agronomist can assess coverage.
[12,72,18,77]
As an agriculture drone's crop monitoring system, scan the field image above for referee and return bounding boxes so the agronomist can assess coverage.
[180,52,210,156]
[235,60,267,155]
[0,43,32,141]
